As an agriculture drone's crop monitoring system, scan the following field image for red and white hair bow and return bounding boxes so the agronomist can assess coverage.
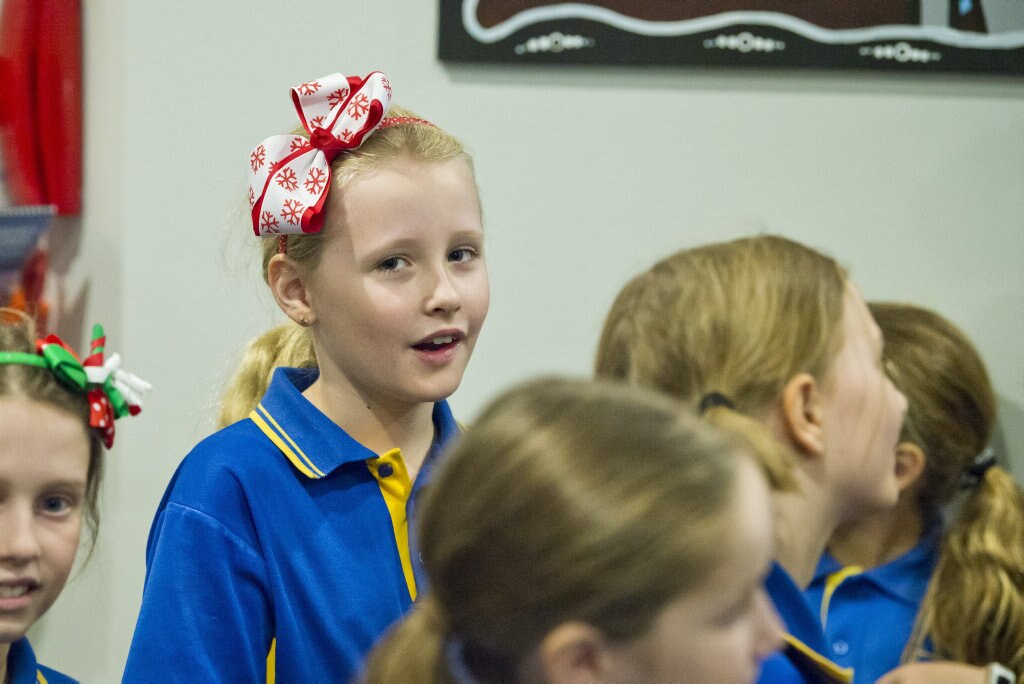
[247,71,393,237]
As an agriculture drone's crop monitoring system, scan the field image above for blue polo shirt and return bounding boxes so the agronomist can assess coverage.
[759,563,853,684]
[124,367,460,683]
[804,525,941,684]
[6,638,76,684]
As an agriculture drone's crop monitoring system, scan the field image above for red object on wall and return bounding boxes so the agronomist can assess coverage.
[0,0,82,214]
[7,248,50,333]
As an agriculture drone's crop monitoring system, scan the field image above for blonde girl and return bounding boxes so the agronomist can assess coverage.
[595,234,907,683]
[809,302,1024,683]
[125,71,489,682]
[0,311,146,684]
[364,377,782,683]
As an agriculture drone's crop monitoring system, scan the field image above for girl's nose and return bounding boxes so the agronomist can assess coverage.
[424,267,462,314]
[0,506,42,564]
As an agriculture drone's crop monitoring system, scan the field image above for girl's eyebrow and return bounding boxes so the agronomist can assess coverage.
[40,478,88,491]
[450,228,485,241]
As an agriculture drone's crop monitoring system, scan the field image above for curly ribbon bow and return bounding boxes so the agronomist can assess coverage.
[0,325,150,448]
[248,71,393,237]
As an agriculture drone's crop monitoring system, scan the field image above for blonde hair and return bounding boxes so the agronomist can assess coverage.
[595,234,847,490]
[218,107,474,427]
[874,303,1024,677]
[363,377,749,683]
[0,309,104,541]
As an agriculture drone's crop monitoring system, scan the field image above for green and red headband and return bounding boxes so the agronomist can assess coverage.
[0,324,150,447]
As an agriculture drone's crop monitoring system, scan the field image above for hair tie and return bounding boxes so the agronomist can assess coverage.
[698,392,735,414]
[961,446,997,489]
[0,325,151,447]
[247,71,393,238]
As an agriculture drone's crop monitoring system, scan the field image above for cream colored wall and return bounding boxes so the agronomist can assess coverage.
[24,1,1024,679]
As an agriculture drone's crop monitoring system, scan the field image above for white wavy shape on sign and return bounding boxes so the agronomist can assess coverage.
[461,0,1024,49]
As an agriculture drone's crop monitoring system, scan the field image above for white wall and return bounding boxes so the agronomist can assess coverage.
[25,1,1024,679]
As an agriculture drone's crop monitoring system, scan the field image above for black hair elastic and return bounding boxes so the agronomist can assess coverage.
[698,392,735,414]
[961,447,997,489]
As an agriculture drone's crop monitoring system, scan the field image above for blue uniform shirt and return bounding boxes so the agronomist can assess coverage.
[6,638,76,684]
[804,525,941,684]
[124,367,460,683]
[759,563,853,684]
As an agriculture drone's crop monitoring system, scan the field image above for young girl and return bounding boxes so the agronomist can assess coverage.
[595,234,907,683]
[806,302,1024,683]
[124,71,490,682]
[364,377,783,683]
[0,311,146,684]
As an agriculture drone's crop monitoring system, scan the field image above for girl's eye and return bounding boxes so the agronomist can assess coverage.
[378,256,409,272]
[449,248,477,263]
[39,495,73,516]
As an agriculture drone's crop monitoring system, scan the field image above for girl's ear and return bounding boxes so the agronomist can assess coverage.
[894,441,927,494]
[780,372,825,458]
[267,253,316,326]
[537,622,611,683]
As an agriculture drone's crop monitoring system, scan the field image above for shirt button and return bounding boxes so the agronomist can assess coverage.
[832,640,850,656]
[378,463,394,478]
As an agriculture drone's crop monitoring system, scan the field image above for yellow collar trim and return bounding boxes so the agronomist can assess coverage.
[783,633,854,683]
[250,404,326,479]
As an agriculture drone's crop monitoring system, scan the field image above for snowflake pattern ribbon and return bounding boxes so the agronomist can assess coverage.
[247,71,392,237]
[0,325,151,448]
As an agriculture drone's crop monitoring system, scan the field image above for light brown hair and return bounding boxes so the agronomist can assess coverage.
[218,107,475,427]
[875,303,1024,677]
[363,377,749,683]
[595,234,847,490]
[0,309,104,541]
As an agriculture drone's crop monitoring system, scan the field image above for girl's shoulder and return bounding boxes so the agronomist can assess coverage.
[187,416,280,468]
[161,418,290,514]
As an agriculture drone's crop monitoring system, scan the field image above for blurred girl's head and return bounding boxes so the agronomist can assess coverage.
[596,235,906,521]
[869,302,996,516]
[365,377,781,683]
[873,302,1023,677]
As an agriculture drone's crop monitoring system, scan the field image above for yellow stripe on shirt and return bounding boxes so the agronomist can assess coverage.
[819,566,863,628]
[266,638,276,684]
[784,633,854,683]
[250,405,325,479]
[367,449,417,601]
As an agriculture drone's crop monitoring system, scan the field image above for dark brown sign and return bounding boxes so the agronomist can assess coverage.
[439,0,1024,74]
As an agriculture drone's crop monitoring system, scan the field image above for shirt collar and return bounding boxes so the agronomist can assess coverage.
[767,561,828,652]
[6,638,39,684]
[250,367,460,478]
[811,520,942,605]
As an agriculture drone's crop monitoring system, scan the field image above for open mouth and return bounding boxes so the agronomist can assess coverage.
[0,581,37,609]
[0,586,29,598]
[412,334,461,352]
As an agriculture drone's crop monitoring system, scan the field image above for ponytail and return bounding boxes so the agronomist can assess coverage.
[903,465,1024,677]
[217,324,316,428]
[702,404,796,492]
[362,595,452,683]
